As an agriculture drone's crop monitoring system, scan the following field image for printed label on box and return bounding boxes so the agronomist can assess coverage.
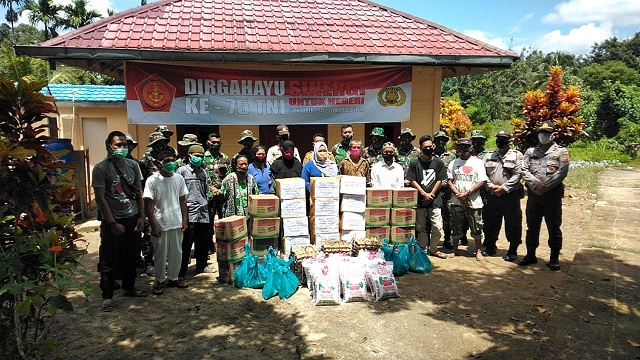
[310,177,340,198]
[214,215,248,241]
[392,188,418,208]
[216,237,248,262]
[311,197,340,216]
[311,216,340,234]
[248,194,280,217]
[250,218,281,239]
[340,211,366,231]
[340,175,367,195]
[365,208,390,227]
[276,178,306,200]
[389,227,414,243]
[390,208,416,227]
[341,194,367,213]
[280,198,307,218]
[282,216,310,237]
[366,188,393,208]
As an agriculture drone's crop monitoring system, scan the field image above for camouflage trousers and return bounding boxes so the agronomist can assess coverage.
[450,205,483,241]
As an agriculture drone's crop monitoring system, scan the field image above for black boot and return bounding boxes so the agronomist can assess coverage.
[503,243,519,262]
[518,247,538,266]
[546,249,561,271]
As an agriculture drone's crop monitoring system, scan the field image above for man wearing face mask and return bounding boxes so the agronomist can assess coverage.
[395,128,420,184]
[144,150,189,295]
[176,134,201,166]
[364,127,386,166]
[204,132,229,221]
[433,131,456,249]
[471,130,489,158]
[267,124,301,165]
[482,130,523,261]
[93,131,148,312]
[448,138,488,261]
[518,121,569,271]
[177,145,215,278]
[154,125,177,153]
[332,124,354,166]
[140,132,171,180]
[235,129,257,164]
[338,138,371,184]
[371,142,404,188]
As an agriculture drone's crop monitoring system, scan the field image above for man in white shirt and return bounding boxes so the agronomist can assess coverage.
[447,138,488,261]
[266,124,301,165]
[370,142,404,188]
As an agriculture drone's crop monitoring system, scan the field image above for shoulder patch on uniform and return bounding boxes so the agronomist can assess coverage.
[561,152,569,163]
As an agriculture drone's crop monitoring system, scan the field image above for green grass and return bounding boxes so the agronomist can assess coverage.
[565,166,601,194]
[568,139,631,162]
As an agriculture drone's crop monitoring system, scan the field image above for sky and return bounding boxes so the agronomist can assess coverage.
[5,0,640,56]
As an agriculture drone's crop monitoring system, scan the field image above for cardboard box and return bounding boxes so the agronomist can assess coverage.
[392,188,418,208]
[282,216,310,237]
[217,260,242,284]
[312,233,340,249]
[283,235,311,256]
[250,237,279,257]
[214,215,248,241]
[311,216,340,234]
[216,237,248,262]
[366,227,391,241]
[389,226,414,243]
[339,175,367,195]
[310,177,340,198]
[249,217,280,239]
[310,197,340,216]
[340,211,366,231]
[248,194,280,217]
[275,178,306,200]
[340,230,367,242]
[340,194,366,213]
[390,208,416,227]
[365,208,390,227]
[280,198,307,218]
[366,188,393,208]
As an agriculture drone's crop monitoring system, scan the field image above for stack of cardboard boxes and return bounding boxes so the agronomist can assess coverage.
[276,178,311,256]
[364,188,392,241]
[364,187,418,243]
[309,177,341,249]
[339,176,367,242]
[214,215,249,283]
[247,194,281,257]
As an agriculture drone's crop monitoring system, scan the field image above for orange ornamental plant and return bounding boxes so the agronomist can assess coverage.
[511,66,585,152]
[440,99,472,143]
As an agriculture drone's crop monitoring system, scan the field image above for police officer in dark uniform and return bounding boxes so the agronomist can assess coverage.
[482,130,523,261]
[518,121,570,270]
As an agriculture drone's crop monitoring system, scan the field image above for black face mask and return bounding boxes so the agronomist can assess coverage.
[422,148,434,156]
[382,154,395,162]
[496,140,510,149]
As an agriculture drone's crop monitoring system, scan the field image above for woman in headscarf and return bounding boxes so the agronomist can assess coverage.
[247,145,271,194]
[301,141,338,192]
[220,154,259,218]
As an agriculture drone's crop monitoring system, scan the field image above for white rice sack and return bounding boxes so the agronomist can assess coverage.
[339,262,368,302]
[311,265,342,306]
[365,263,400,301]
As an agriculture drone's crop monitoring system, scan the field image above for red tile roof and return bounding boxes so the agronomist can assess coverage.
[40,0,513,57]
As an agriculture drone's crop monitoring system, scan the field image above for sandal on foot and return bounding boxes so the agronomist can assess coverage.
[101,299,114,312]
[430,251,449,259]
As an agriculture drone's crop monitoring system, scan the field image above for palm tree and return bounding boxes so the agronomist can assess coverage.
[23,0,62,40]
[1,0,25,42]
[61,0,102,30]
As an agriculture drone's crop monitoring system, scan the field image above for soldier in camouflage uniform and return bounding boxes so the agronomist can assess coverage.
[364,127,385,166]
[124,133,138,160]
[331,124,353,167]
[203,132,230,221]
[395,128,420,186]
[155,125,174,144]
[471,129,489,158]
[434,130,457,248]
[176,134,201,166]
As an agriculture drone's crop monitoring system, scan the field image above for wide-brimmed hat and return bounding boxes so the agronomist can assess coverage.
[433,130,450,140]
[237,130,257,144]
[496,130,512,138]
[124,133,138,147]
[178,133,200,147]
[456,138,472,146]
[276,124,290,136]
[188,145,205,154]
[538,121,555,133]
[370,127,384,137]
[382,142,396,150]
[398,128,415,140]
[471,130,486,139]
[147,132,168,147]
[154,125,173,136]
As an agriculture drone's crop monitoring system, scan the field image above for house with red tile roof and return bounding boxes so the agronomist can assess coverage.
[17,0,517,168]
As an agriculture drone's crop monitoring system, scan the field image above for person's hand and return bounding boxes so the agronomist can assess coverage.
[534,182,548,195]
[181,219,187,232]
[491,185,505,196]
[151,223,162,237]
[423,192,435,201]
[134,217,145,232]
[111,223,125,236]
[211,187,220,195]
[404,179,411,186]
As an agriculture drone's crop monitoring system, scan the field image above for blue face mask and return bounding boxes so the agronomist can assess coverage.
[161,161,177,173]
[190,155,203,167]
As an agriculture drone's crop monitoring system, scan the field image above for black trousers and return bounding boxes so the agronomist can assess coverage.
[525,185,564,252]
[98,215,141,299]
[179,222,211,278]
[482,190,522,251]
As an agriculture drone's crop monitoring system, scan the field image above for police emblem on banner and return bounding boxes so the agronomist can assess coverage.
[134,74,176,112]
[377,85,407,107]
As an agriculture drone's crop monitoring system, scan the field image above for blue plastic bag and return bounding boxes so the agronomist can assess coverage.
[382,238,393,261]
[391,243,410,276]
[235,243,269,288]
[275,258,300,300]
[407,236,432,274]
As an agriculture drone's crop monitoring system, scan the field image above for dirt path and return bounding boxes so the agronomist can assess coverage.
[53,168,640,359]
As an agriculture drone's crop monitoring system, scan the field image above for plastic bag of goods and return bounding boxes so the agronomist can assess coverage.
[275,257,300,300]
[391,242,410,276]
[234,242,268,289]
[407,235,432,274]
[338,261,369,302]
[365,263,400,301]
[310,264,342,306]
